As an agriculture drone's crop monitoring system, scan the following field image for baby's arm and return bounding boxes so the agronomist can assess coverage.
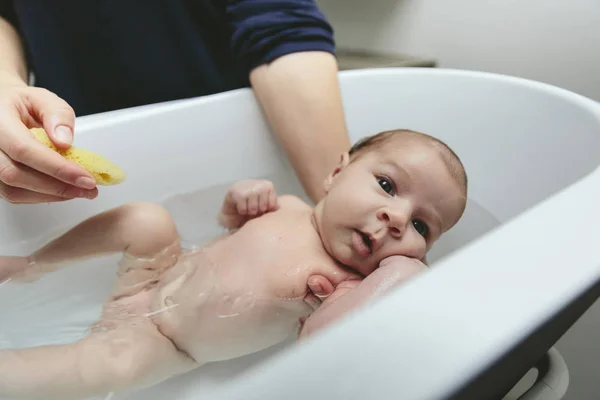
[1,202,180,282]
[218,179,279,229]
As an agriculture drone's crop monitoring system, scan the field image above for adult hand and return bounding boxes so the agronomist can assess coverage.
[0,81,98,204]
[298,256,428,339]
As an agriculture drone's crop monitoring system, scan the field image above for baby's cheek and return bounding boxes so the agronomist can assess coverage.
[408,232,428,260]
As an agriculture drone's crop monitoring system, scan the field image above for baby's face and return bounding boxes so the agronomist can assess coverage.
[313,137,466,276]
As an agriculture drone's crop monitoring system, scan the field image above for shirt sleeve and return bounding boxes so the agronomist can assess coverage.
[226,0,336,74]
[0,0,18,28]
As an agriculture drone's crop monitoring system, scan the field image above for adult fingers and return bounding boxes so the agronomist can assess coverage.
[0,87,96,190]
[0,119,96,190]
[0,150,98,200]
[0,182,71,204]
[307,275,335,298]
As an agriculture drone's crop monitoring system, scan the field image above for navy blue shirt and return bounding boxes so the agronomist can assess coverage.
[0,0,336,116]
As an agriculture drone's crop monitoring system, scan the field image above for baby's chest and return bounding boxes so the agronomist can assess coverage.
[219,212,356,299]
[232,247,319,302]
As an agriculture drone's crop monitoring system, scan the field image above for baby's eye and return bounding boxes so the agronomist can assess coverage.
[412,219,429,237]
[377,177,394,195]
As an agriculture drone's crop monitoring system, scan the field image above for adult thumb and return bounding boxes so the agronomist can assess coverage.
[26,88,76,149]
[49,123,74,149]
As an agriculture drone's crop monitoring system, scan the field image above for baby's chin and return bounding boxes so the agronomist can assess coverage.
[322,236,379,276]
[338,253,379,277]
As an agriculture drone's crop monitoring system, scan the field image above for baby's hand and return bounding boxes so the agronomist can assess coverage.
[0,256,41,284]
[218,180,279,229]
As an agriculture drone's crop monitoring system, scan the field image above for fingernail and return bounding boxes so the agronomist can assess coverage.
[311,282,323,295]
[75,176,96,189]
[54,125,73,145]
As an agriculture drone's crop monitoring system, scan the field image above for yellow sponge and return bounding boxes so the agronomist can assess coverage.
[30,127,126,186]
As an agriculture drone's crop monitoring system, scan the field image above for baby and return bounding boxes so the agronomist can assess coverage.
[0,129,467,400]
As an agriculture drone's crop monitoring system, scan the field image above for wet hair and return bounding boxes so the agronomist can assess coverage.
[349,129,468,193]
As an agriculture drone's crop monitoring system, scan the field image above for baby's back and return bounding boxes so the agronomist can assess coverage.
[151,196,357,364]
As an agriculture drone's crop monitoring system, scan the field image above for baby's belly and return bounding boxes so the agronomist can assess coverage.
[150,249,312,364]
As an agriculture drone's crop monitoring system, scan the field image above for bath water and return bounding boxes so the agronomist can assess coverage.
[0,170,500,400]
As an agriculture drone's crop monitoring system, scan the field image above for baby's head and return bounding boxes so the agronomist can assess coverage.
[313,129,467,276]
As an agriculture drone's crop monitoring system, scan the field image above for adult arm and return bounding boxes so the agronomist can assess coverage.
[227,0,351,203]
[299,256,428,339]
[0,7,27,85]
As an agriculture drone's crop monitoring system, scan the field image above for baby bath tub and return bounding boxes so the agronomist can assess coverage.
[1,68,600,400]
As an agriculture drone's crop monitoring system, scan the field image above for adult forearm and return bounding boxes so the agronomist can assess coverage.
[249,51,350,203]
[0,16,27,85]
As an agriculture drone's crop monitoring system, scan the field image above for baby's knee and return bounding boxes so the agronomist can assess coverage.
[120,202,179,256]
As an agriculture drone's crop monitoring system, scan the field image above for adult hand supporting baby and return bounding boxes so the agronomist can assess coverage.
[299,256,428,339]
[0,73,98,204]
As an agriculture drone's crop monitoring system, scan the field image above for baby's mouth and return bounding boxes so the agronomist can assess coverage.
[353,230,373,255]
[360,231,373,251]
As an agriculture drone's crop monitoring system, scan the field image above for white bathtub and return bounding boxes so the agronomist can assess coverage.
[1,68,599,400]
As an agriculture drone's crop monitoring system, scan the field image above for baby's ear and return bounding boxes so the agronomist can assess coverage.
[324,153,350,193]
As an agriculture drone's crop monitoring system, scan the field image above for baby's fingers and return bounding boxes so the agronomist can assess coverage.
[268,187,279,212]
[246,192,259,215]
[234,192,248,215]
[258,189,271,213]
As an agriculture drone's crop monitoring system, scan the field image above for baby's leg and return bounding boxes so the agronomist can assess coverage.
[1,202,181,284]
[0,203,192,398]
[0,320,197,399]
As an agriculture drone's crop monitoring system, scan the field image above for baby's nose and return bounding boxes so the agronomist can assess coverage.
[377,209,409,238]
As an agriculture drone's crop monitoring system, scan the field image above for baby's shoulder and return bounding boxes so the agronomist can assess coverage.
[278,195,311,211]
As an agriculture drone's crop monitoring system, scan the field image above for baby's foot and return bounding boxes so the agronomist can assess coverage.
[0,256,42,284]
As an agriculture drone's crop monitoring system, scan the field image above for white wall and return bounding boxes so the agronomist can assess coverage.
[317,1,600,398]
[319,0,600,101]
